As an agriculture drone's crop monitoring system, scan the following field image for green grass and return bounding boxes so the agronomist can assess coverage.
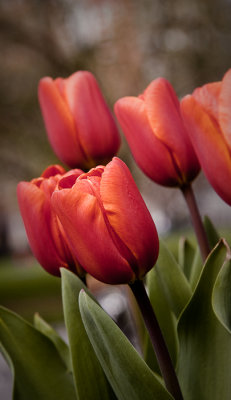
[0,257,62,322]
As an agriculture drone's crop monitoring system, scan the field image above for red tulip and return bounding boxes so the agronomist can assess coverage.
[38,71,120,170]
[17,165,84,277]
[181,69,231,205]
[51,157,159,284]
[114,78,200,187]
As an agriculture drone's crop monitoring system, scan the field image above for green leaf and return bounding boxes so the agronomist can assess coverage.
[145,268,178,374]
[212,243,231,333]
[0,306,76,400]
[79,290,174,400]
[156,241,192,318]
[177,240,231,400]
[204,215,220,248]
[34,313,71,371]
[61,268,115,400]
[188,246,203,291]
[178,237,195,281]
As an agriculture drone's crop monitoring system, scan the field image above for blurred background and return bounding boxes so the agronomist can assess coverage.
[0,0,231,395]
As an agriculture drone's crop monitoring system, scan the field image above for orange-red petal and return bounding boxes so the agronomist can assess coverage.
[38,77,86,167]
[143,78,200,181]
[100,158,159,279]
[64,71,120,163]
[114,96,181,186]
[17,182,66,276]
[51,181,135,284]
[193,81,221,121]
[219,69,231,149]
[181,95,231,205]
[41,164,66,178]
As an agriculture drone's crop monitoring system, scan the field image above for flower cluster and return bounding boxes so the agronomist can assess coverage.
[10,67,231,400]
[19,71,161,284]
[18,68,231,284]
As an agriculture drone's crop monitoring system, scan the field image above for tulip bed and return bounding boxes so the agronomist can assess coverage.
[1,69,231,400]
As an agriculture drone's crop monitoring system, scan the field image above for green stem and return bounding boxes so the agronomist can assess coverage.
[181,184,210,262]
[130,280,184,400]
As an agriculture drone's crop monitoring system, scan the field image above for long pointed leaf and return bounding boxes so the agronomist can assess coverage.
[34,313,71,371]
[61,268,116,400]
[178,237,195,280]
[188,246,202,290]
[177,240,231,400]
[0,306,76,400]
[79,290,174,400]
[212,243,231,333]
[145,268,177,374]
[156,241,192,318]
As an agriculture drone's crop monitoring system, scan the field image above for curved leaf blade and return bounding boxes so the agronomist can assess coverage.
[188,246,202,290]
[61,268,116,400]
[79,290,174,400]
[34,313,71,371]
[0,306,76,400]
[212,244,231,333]
[156,241,192,318]
[177,240,231,400]
[145,268,177,374]
[178,237,195,280]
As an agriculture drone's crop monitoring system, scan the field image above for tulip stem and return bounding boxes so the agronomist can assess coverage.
[130,279,184,400]
[181,184,210,262]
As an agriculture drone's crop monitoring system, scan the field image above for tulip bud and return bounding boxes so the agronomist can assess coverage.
[38,71,121,170]
[181,69,231,206]
[114,78,200,187]
[51,157,159,285]
[17,165,84,277]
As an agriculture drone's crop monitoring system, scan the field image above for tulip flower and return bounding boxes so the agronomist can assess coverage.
[17,165,84,277]
[38,71,120,170]
[181,69,231,206]
[114,78,200,187]
[51,157,159,285]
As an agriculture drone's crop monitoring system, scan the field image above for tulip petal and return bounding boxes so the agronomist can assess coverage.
[17,182,67,276]
[41,165,66,179]
[114,97,181,186]
[219,69,231,149]
[100,158,159,278]
[52,184,135,284]
[38,77,86,168]
[64,71,120,163]
[143,78,200,181]
[193,82,221,121]
[181,95,231,205]
[58,168,84,189]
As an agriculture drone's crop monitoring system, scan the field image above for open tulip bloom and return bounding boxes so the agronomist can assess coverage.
[2,68,231,400]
